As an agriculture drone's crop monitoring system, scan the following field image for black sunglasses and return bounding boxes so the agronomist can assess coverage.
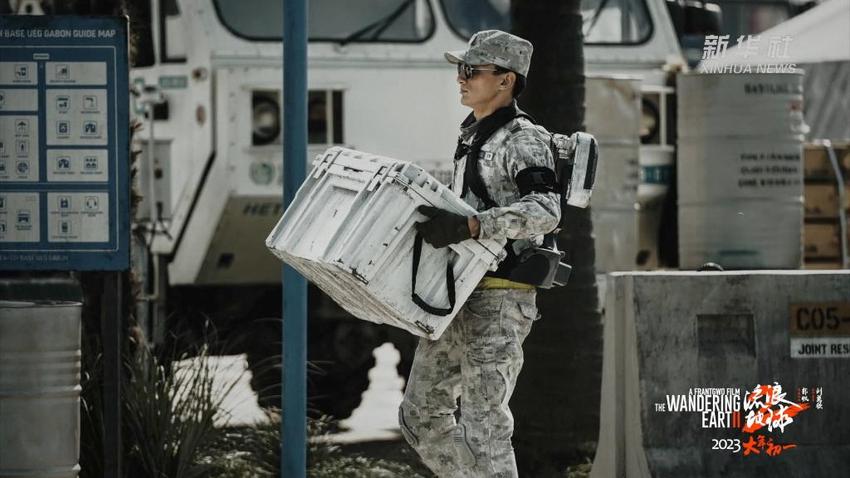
[457,63,505,80]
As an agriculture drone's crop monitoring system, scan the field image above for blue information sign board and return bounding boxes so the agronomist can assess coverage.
[0,16,129,271]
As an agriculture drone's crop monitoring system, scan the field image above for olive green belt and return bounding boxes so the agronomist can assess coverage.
[477,276,535,290]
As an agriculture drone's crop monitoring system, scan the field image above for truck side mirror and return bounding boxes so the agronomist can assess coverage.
[666,0,686,39]
[667,0,722,38]
[684,1,722,36]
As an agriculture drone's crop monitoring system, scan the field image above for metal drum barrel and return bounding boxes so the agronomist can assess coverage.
[677,72,806,269]
[0,301,82,478]
[585,75,642,272]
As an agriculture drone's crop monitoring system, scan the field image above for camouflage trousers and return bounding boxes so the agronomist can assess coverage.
[399,288,538,478]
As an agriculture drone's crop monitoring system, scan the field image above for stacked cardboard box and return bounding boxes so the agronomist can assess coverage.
[803,142,850,268]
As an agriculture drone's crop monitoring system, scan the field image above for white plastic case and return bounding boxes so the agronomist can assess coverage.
[265,147,504,339]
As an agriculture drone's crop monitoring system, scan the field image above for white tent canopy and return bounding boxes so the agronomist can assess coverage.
[706,0,850,66]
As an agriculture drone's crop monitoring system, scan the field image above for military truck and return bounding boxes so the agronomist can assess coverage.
[4,0,808,418]
[121,0,801,418]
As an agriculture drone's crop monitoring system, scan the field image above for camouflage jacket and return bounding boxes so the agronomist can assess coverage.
[450,111,561,252]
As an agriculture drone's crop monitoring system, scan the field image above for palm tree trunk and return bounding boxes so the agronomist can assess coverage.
[510,1,603,475]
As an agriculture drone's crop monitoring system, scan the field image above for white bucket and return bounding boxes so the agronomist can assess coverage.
[592,207,639,272]
[589,144,639,208]
[586,76,641,271]
[677,72,805,269]
[638,147,675,205]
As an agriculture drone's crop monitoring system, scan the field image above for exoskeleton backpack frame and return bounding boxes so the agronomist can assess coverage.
[462,106,599,288]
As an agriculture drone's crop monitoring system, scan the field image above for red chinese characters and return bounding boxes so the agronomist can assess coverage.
[742,383,810,434]
[742,434,797,457]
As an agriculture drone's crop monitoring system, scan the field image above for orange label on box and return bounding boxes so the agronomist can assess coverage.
[790,303,850,337]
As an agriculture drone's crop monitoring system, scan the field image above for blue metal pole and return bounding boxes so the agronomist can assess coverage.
[282,0,307,477]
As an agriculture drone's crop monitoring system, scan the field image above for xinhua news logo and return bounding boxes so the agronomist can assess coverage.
[699,34,798,74]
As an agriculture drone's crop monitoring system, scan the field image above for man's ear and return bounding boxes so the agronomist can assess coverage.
[502,72,516,89]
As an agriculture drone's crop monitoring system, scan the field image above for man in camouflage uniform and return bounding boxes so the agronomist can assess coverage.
[399,30,561,477]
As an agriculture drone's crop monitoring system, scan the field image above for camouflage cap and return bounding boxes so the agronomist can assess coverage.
[445,30,533,78]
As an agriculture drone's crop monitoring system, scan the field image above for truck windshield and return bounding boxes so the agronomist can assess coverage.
[440,0,653,45]
[213,0,434,42]
[719,1,790,40]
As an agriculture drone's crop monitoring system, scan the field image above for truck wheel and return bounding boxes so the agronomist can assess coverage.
[308,354,375,420]
[244,317,283,411]
[245,318,380,420]
[390,331,417,385]
[308,321,380,419]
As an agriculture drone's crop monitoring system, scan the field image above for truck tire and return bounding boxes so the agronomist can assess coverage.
[387,328,417,385]
[244,317,283,411]
[308,353,375,420]
[245,316,381,420]
[307,320,381,419]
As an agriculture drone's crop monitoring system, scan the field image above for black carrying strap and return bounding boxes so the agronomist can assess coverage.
[459,103,536,209]
[411,233,456,316]
[454,104,542,282]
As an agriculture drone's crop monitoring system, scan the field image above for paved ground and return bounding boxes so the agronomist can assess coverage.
[187,348,587,476]
[332,343,435,475]
[192,343,432,473]
[335,342,406,442]
[192,343,407,436]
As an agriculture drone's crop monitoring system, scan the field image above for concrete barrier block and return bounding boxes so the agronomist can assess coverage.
[592,271,850,478]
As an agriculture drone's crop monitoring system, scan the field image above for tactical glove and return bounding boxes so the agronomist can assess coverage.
[415,205,471,248]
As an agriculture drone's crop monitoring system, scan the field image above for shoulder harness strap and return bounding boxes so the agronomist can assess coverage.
[461,104,537,209]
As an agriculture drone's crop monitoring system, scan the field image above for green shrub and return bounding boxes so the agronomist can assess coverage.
[81,330,239,478]
[122,344,237,478]
[82,334,428,477]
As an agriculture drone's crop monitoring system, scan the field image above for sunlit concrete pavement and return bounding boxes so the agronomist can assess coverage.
[196,343,406,441]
